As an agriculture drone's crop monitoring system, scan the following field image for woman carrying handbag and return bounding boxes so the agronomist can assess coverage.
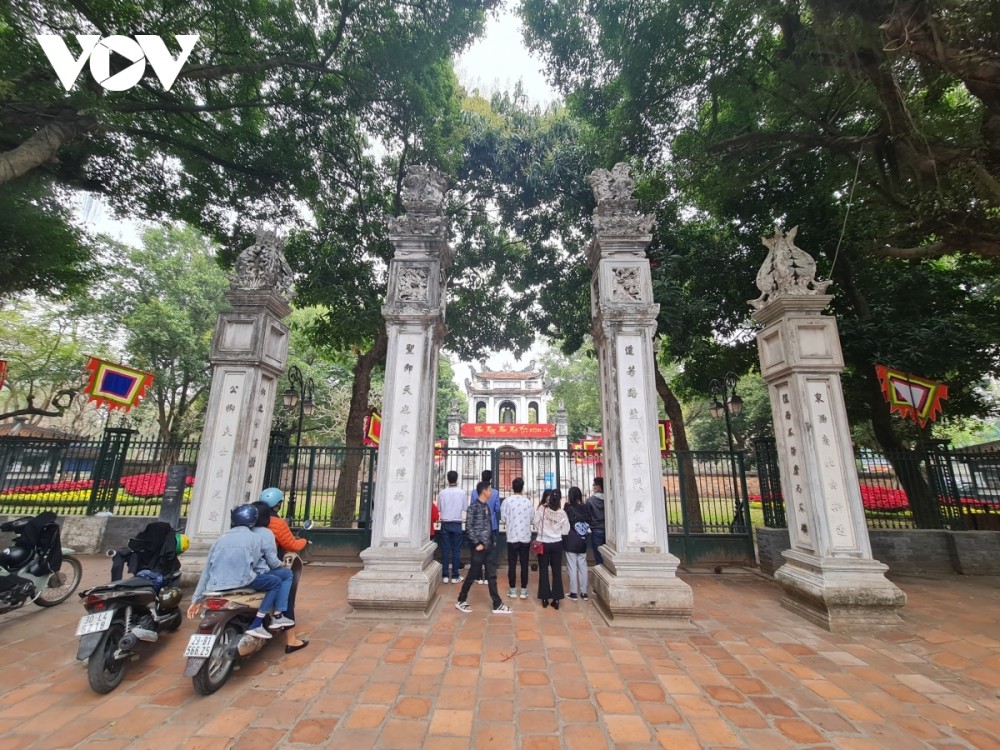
[532,488,570,609]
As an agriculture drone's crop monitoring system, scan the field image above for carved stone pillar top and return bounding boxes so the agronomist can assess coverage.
[231,227,294,302]
[750,227,832,317]
[586,164,655,266]
[388,165,451,244]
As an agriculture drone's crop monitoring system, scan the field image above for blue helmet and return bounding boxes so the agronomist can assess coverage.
[259,487,284,508]
[230,504,258,528]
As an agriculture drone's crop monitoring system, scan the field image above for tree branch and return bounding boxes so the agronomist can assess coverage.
[0,117,94,185]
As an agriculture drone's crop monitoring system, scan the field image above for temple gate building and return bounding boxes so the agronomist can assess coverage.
[445,361,569,495]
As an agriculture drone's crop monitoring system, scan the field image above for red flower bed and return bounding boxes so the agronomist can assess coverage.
[3,473,194,498]
[120,472,194,498]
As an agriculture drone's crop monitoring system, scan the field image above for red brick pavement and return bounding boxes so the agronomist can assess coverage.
[0,555,998,749]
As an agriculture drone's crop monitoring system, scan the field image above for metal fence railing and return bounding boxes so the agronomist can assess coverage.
[0,437,200,517]
[753,438,1000,531]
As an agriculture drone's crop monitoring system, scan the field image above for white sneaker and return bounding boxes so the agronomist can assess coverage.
[455,601,472,613]
[268,614,295,630]
[492,603,513,614]
[246,625,272,639]
[520,589,529,599]
[508,588,517,599]
[451,576,463,584]
[476,579,487,585]
[442,577,450,584]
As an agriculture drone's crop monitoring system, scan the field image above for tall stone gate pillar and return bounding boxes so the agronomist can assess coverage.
[348,166,451,618]
[587,164,693,628]
[750,227,905,631]
[185,230,293,562]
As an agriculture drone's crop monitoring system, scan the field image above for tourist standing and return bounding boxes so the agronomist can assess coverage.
[533,488,569,609]
[500,476,533,599]
[456,482,512,614]
[563,486,592,601]
[469,469,501,584]
[587,477,606,566]
[437,470,466,584]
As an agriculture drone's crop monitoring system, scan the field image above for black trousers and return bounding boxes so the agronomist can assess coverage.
[506,541,530,589]
[458,544,501,608]
[537,540,564,602]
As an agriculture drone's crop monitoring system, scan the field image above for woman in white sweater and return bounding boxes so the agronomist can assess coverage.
[532,488,570,609]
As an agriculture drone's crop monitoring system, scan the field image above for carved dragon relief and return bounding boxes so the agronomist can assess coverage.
[750,226,832,310]
[610,266,643,302]
[396,267,430,303]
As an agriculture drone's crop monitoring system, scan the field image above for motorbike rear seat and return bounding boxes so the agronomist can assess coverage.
[89,577,157,593]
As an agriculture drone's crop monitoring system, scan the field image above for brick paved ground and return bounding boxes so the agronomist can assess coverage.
[0,556,998,749]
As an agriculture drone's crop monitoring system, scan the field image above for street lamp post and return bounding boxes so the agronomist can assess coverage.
[709,372,746,533]
[282,365,315,522]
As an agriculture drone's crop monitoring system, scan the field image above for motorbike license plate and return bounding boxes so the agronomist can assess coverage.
[75,610,114,636]
[184,634,217,658]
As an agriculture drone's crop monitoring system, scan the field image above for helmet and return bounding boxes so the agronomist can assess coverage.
[176,534,190,555]
[230,504,258,528]
[158,586,182,608]
[259,487,284,508]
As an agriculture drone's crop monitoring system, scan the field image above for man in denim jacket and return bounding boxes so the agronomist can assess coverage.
[456,482,512,615]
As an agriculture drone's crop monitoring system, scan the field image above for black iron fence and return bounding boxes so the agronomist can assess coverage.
[0,436,199,516]
[754,438,1000,531]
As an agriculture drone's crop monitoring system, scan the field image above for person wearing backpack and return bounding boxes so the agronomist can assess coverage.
[563,486,593,601]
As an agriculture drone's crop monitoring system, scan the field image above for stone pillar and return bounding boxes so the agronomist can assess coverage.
[750,227,905,631]
[447,401,461,449]
[348,166,451,618]
[586,164,693,628]
[183,230,294,578]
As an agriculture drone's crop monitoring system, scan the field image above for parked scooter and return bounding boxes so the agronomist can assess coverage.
[76,522,187,693]
[0,512,82,615]
[184,521,311,695]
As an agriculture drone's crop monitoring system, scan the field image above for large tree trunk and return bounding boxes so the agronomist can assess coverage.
[653,359,704,533]
[332,328,388,524]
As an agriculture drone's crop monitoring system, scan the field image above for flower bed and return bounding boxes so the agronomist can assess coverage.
[2,472,194,503]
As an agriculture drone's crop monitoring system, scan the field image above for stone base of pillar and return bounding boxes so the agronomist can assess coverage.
[347,542,442,620]
[591,549,694,629]
[774,550,906,632]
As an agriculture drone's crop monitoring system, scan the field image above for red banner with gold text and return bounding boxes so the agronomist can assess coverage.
[459,423,556,439]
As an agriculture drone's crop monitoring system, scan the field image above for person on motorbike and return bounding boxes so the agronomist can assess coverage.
[258,487,309,653]
[186,504,290,640]
[250,501,296,632]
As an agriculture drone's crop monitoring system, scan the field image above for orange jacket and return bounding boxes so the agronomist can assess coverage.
[267,516,307,553]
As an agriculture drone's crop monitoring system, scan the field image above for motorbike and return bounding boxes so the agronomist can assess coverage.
[76,521,185,693]
[0,512,83,615]
[185,522,310,695]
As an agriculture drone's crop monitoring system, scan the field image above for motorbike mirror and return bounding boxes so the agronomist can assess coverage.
[302,519,314,531]
[106,549,117,558]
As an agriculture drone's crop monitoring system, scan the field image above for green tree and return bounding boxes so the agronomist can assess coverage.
[541,345,602,442]
[1,1,498,292]
[0,298,102,435]
[436,357,463,440]
[84,225,230,442]
[0,178,97,299]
